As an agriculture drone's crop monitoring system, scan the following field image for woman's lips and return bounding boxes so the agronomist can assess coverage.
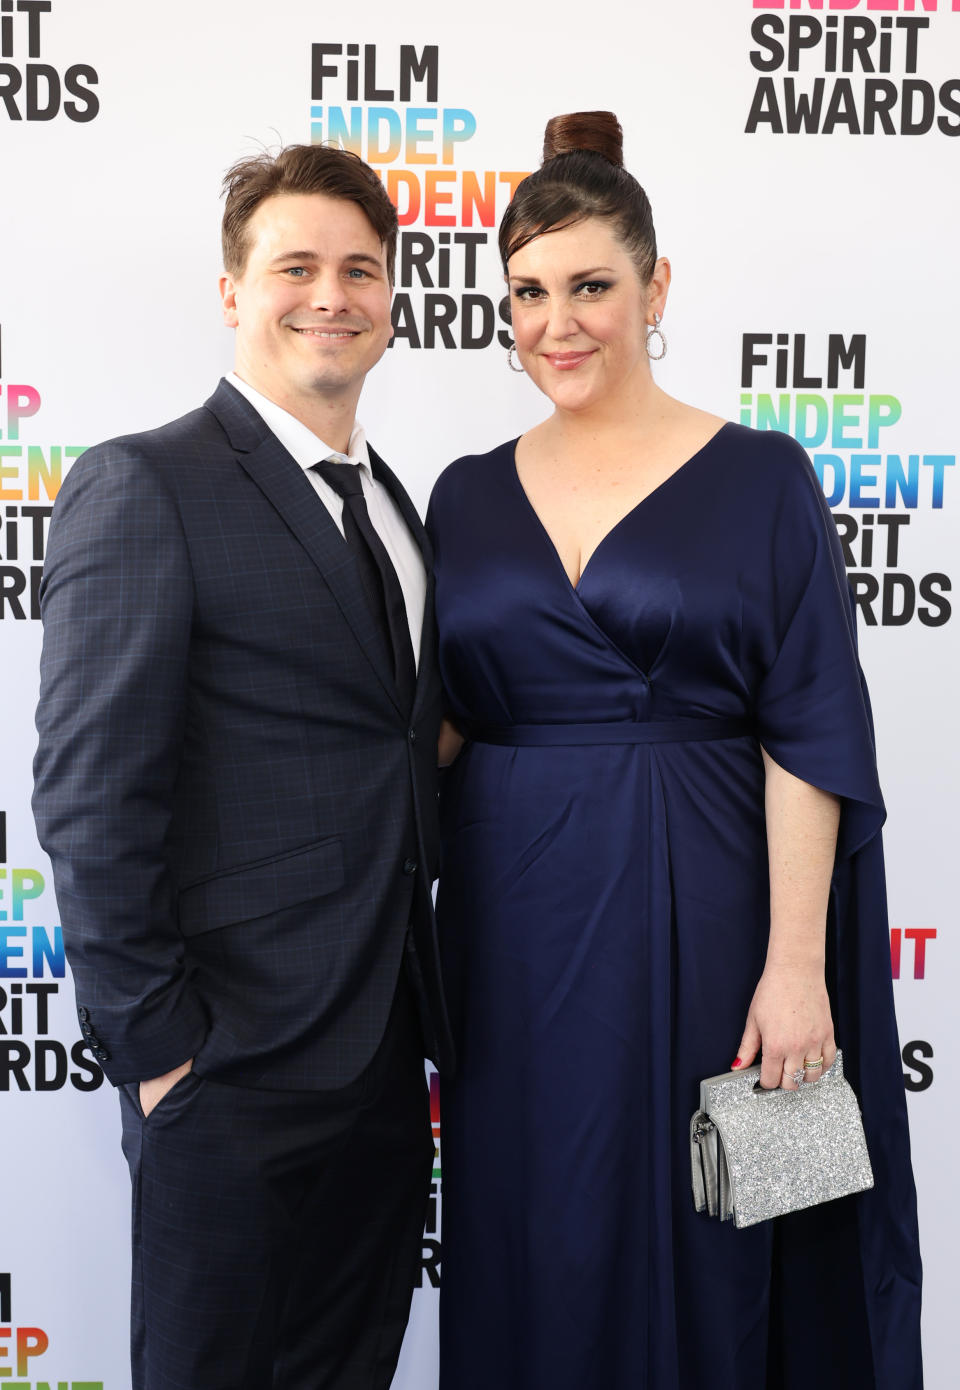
[542,350,596,371]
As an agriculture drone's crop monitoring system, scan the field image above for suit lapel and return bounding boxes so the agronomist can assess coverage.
[368,445,437,719]
[368,445,434,571]
[204,381,403,714]
[414,571,438,719]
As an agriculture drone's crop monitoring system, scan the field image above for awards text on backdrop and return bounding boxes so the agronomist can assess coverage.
[747,0,960,133]
[0,0,99,122]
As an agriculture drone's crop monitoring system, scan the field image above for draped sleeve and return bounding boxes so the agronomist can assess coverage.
[748,435,922,1387]
[751,438,884,860]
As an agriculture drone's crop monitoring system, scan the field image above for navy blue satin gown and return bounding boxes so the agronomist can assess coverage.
[427,424,922,1390]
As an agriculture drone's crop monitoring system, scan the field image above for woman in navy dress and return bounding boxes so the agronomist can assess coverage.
[427,111,922,1389]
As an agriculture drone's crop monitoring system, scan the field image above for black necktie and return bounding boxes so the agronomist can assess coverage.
[313,458,417,710]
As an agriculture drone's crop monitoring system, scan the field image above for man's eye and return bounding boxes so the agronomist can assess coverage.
[285,267,307,277]
[347,268,370,279]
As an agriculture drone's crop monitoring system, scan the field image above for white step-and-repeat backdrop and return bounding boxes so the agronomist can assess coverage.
[2,1,956,1384]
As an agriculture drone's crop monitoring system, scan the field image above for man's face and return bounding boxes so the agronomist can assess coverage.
[220,192,394,421]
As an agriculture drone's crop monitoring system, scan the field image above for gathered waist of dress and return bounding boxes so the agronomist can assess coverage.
[468,717,754,747]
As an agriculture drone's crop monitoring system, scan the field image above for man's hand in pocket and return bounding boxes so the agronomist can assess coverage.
[139,1058,194,1118]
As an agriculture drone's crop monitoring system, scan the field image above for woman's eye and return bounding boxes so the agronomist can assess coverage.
[576,280,610,298]
[513,286,544,302]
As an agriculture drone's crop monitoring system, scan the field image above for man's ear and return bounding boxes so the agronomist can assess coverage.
[219,273,240,328]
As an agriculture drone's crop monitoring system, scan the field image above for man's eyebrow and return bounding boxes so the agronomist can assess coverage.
[268,251,383,268]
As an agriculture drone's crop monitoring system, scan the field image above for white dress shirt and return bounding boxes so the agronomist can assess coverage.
[227,373,425,667]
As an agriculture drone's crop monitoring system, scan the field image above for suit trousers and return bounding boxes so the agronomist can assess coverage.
[118,976,433,1390]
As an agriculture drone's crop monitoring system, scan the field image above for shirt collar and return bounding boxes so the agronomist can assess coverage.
[227,372,370,475]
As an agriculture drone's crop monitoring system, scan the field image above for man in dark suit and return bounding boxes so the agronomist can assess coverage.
[33,144,451,1390]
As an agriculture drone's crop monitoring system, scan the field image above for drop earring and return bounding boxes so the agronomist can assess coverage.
[646,312,667,361]
[507,340,525,373]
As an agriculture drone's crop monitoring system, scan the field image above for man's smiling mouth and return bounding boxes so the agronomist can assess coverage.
[291,327,359,338]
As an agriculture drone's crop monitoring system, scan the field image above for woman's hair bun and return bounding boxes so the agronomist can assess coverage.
[542,111,624,167]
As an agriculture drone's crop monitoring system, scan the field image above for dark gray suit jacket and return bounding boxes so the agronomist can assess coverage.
[33,378,452,1089]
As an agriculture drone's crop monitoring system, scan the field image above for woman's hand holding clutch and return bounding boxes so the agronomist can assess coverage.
[732,963,837,1090]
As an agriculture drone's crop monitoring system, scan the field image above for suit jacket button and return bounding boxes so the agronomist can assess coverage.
[77,1006,90,1021]
[408,728,417,743]
[81,1023,94,1038]
[95,1048,110,1062]
[402,858,418,876]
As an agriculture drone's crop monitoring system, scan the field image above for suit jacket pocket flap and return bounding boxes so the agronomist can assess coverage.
[178,837,344,937]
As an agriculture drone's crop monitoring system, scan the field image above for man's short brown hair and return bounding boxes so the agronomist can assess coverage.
[221,144,399,282]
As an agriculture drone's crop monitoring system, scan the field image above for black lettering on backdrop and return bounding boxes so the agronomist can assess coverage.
[420,1239,441,1289]
[397,231,487,290]
[849,572,952,627]
[391,292,511,351]
[741,333,866,390]
[0,978,104,1090]
[834,514,909,569]
[0,0,99,122]
[311,43,438,102]
[902,1041,934,1093]
[745,14,959,137]
[0,1037,105,1091]
[390,232,507,350]
[0,0,50,60]
[749,16,927,78]
[0,563,42,619]
[0,982,57,1034]
[1,505,54,562]
[63,62,98,121]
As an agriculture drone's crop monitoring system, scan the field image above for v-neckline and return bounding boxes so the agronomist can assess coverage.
[509,422,731,593]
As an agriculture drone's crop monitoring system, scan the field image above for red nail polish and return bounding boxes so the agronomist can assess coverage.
[731,1058,743,1069]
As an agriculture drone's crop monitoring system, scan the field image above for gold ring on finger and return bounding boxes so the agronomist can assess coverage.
[803,1055,824,1070]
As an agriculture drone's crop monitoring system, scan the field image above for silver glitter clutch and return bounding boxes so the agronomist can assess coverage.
[689,1050,874,1229]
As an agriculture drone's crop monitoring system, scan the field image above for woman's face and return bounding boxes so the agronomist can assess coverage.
[507,216,668,415]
